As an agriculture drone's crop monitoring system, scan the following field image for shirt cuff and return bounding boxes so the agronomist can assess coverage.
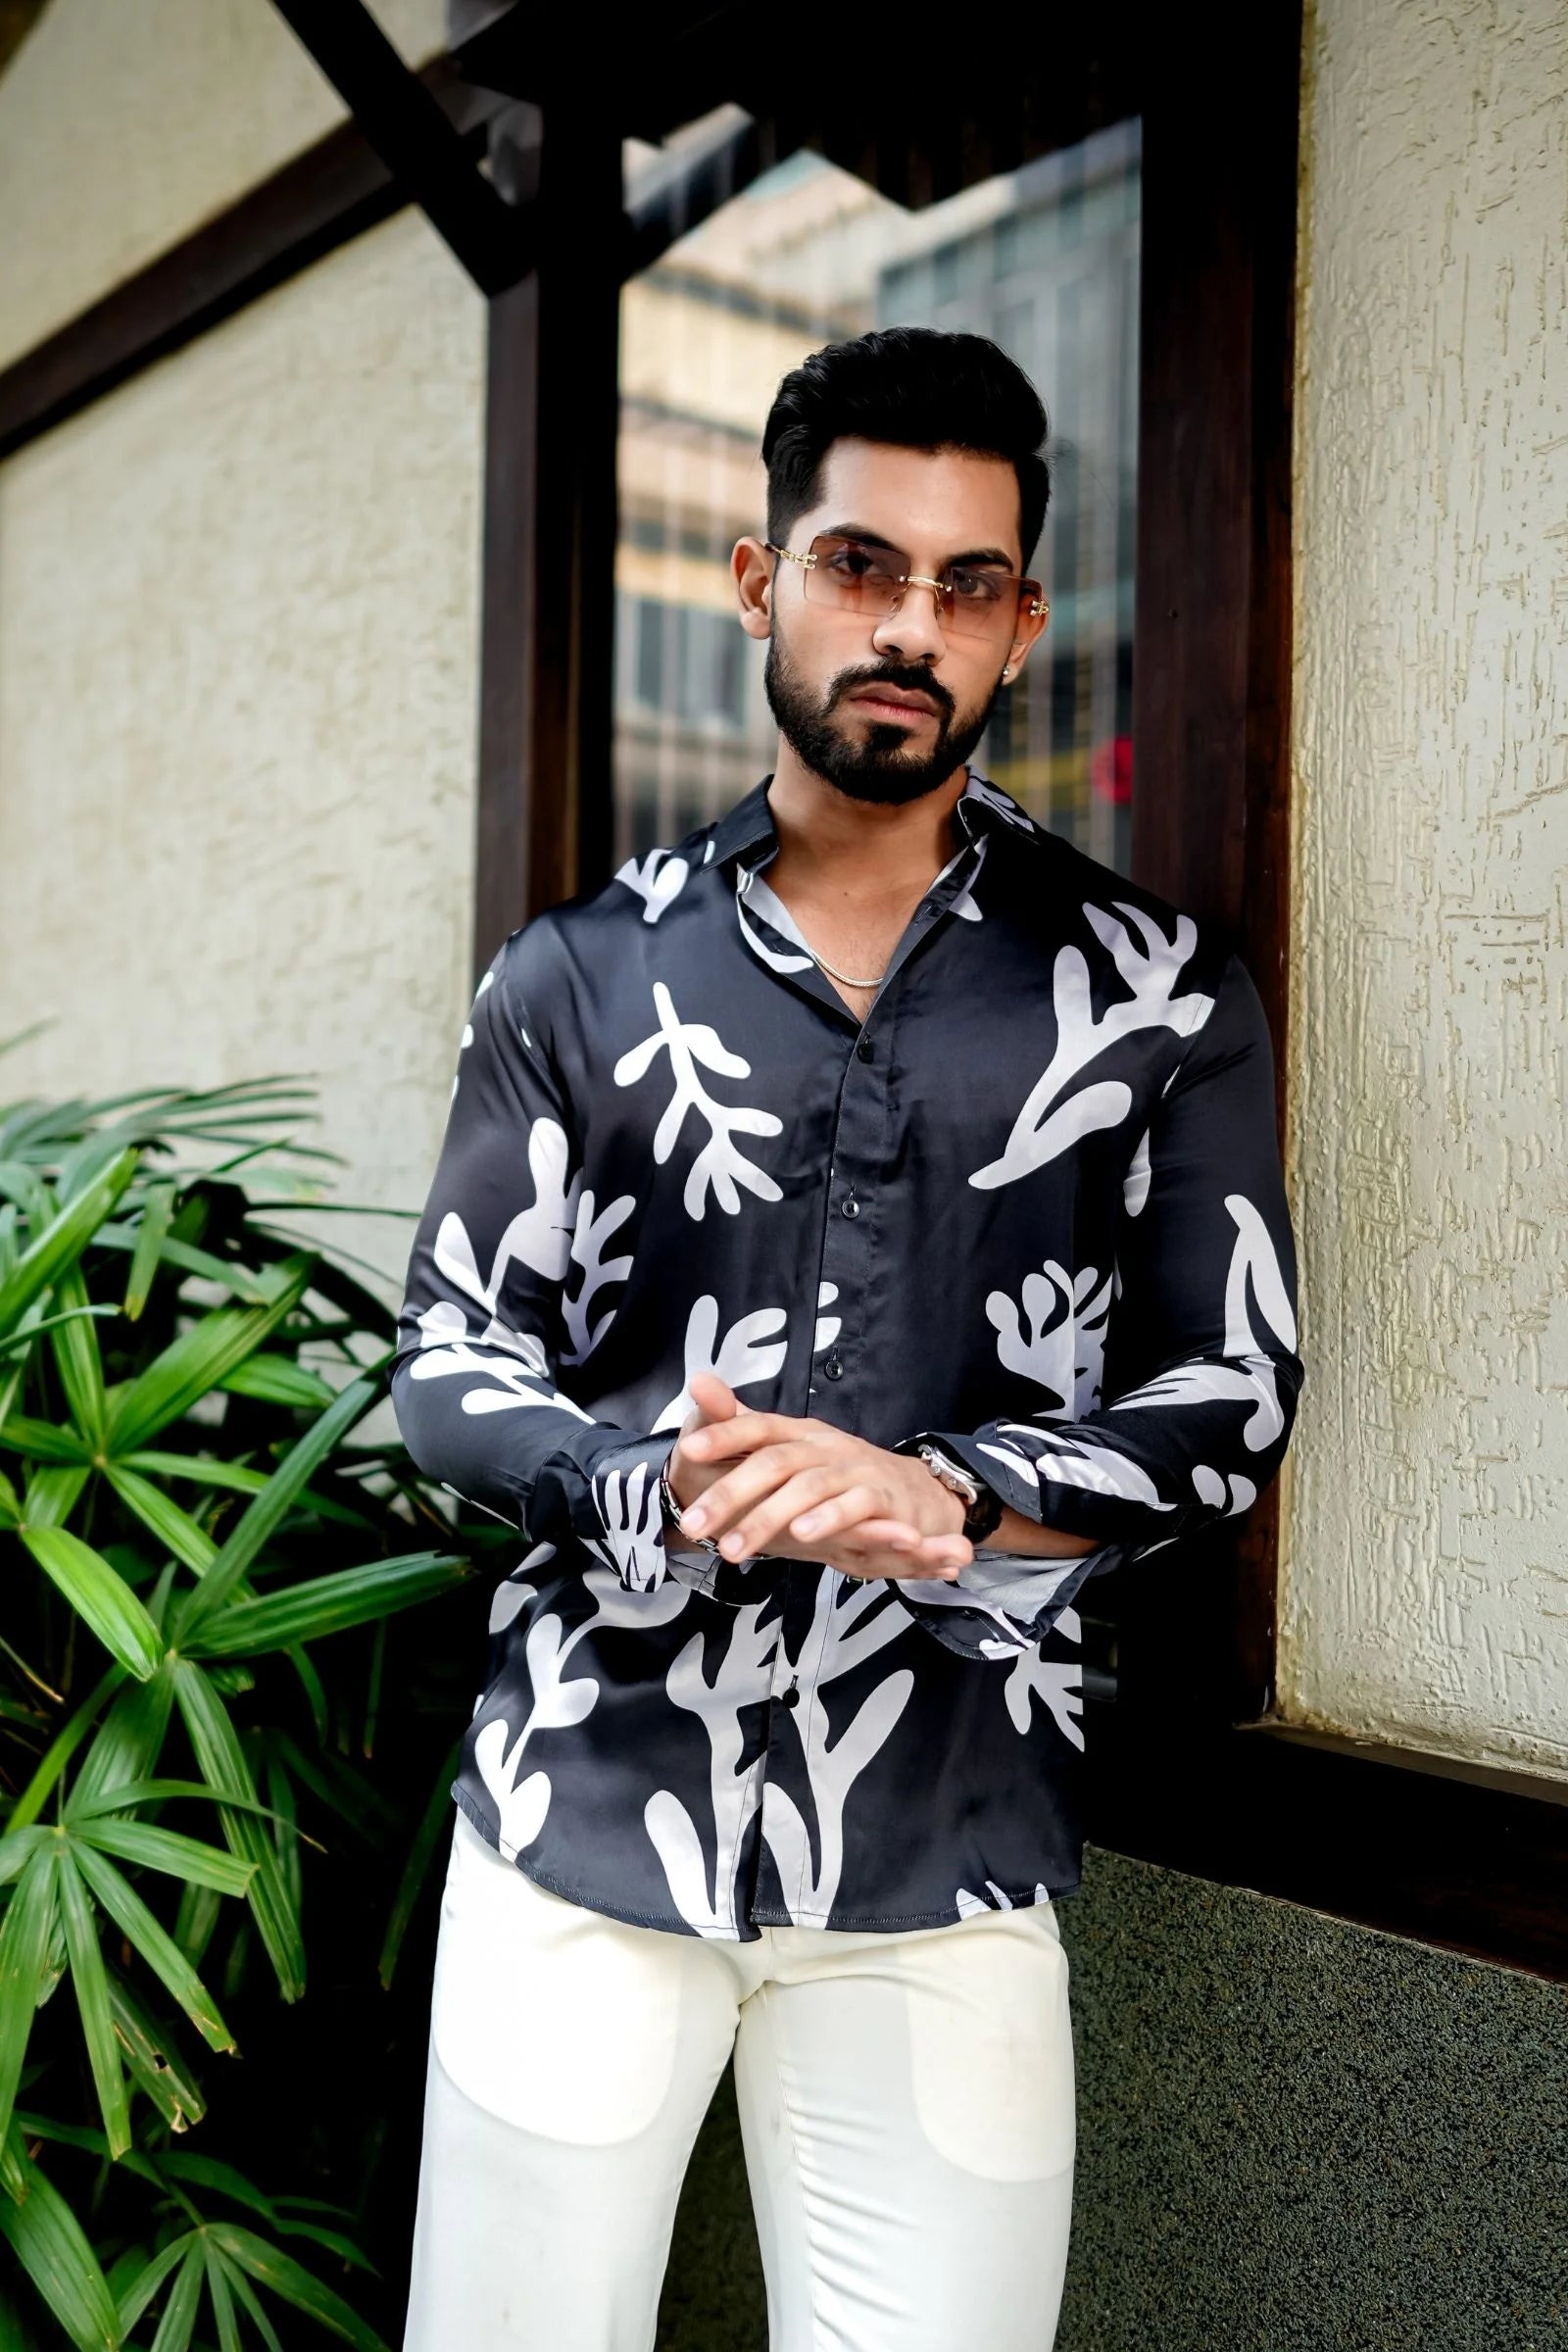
[893,1542,1122,1659]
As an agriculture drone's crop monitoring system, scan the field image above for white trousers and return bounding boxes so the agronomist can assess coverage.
[404,1811,1076,2352]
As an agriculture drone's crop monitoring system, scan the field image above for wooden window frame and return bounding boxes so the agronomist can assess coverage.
[0,7,1560,1983]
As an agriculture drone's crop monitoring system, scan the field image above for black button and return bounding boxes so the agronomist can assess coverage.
[856,1036,875,1061]
[781,1684,801,1710]
[841,1194,860,1219]
[822,1354,844,1381]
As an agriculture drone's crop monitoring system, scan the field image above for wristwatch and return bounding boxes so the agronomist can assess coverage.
[912,1443,1004,1545]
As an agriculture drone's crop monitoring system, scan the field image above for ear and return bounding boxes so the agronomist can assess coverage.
[733,536,774,642]
[1001,590,1052,681]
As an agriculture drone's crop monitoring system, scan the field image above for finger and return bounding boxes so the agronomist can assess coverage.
[720,1467,880,1562]
[675,1441,835,1544]
[681,1374,740,1438]
[784,1483,904,1548]
[682,1410,821,1463]
[843,1521,973,1580]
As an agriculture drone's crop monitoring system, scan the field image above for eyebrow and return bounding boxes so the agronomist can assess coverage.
[823,525,1018,572]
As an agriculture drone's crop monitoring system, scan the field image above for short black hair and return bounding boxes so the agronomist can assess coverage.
[761,326,1051,568]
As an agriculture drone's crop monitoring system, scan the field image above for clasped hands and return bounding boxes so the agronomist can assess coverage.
[663,1371,972,1583]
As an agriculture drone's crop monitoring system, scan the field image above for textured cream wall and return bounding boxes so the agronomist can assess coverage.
[0,210,486,1290]
[1283,0,1568,1778]
[0,0,445,370]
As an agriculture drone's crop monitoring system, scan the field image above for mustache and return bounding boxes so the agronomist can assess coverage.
[825,662,956,721]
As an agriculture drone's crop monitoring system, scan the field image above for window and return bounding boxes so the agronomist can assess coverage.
[614,121,1141,867]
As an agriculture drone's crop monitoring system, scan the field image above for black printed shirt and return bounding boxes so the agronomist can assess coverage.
[390,771,1303,1938]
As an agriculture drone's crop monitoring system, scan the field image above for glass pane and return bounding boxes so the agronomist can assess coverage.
[615,120,1140,870]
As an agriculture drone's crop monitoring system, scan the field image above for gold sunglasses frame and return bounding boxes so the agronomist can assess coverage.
[765,537,1050,627]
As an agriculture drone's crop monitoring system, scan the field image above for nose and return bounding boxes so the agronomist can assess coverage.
[870,578,948,666]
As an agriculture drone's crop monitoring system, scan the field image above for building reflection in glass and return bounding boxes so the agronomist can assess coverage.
[615,120,1140,872]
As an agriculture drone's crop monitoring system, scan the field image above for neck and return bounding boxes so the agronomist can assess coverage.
[763,742,968,901]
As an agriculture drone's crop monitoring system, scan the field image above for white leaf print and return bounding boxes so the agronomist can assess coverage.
[653,1294,790,1431]
[987,1259,1111,1415]
[615,847,690,922]
[762,1579,912,1923]
[970,902,1212,1191]
[736,874,814,973]
[959,776,1036,833]
[562,1187,636,1365]
[613,980,784,1221]
[813,1280,841,1355]
[1107,1193,1296,1453]
[1003,1649,1086,1748]
[956,1880,1054,1917]
[476,1566,689,1856]
[433,1115,581,1328]
[582,1456,667,1592]
[952,830,990,920]
[987,1424,1177,1511]
[1123,1129,1152,1216]
[644,1604,775,1937]
[407,1335,593,1422]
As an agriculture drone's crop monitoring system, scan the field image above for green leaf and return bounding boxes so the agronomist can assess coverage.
[0,2138,124,2352]
[204,2242,245,2352]
[0,1415,93,1463]
[223,2262,287,2352]
[7,1664,127,1833]
[67,1666,172,1817]
[0,1146,138,1334]
[48,1267,107,1449]
[69,1841,234,2055]
[19,1529,163,1682]
[186,1551,467,1658]
[122,1452,270,1494]
[103,1468,217,1576]
[156,2148,277,2221]
[115,2232,191,2335]
[172,1666,304,2003]
[68,1777,279,1826]
[0,1301,117,1361]
[176,1371,378,1637]
[0,1829,46,1888]
[218,1354,335,1409]
[21,1463,90,1528]
[107,1976,205,2132]
[0,1844,59,2149]
[209,2224,388,2351]
[0,1469,17,1527]
[105,1253,314,1455]
[78,1819,254,1898]
[122,1180,177,1321]
[148,2243,204,2352]
[379,1742,462,1989]
[56,1850,131,2160]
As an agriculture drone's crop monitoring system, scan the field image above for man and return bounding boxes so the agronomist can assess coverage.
[393,325,1302,2350]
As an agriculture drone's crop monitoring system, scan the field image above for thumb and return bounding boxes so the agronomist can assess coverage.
[683,1371,741,1433]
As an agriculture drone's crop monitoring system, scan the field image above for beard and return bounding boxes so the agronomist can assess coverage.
[762,630,1004,808]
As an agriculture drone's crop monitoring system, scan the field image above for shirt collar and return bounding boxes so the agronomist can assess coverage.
[707,769,1044,872]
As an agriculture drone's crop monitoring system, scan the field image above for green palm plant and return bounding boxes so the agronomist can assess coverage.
[0,1077,488,2349]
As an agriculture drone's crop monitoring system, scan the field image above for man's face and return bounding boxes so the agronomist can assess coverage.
[752,439,1039,808]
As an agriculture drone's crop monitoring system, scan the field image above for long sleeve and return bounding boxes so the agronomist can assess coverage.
[390,932,676,1592]
[894,950,1303,1654]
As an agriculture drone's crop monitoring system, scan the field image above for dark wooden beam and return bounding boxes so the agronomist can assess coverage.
[1128,0,1303,1732]
[0,56,506,465]
[270,0,531,293]
[472,108,623,975]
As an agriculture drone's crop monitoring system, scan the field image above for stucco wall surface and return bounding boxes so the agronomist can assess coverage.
[0,209,486,1285]
[1284,0,1568,1775]
[0,0,446,371]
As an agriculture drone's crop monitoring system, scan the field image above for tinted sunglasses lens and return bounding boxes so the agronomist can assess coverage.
[804,537,904,612]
